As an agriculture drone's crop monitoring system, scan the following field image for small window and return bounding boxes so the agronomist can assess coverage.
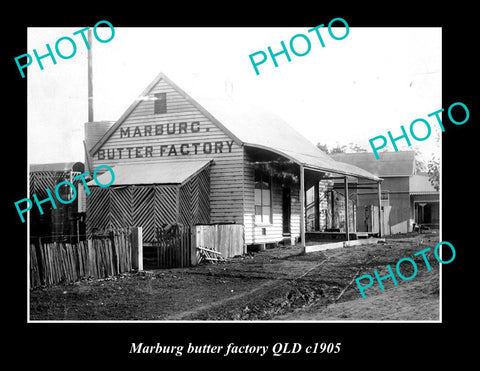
[255,170,272,224]
[154,92,167,114]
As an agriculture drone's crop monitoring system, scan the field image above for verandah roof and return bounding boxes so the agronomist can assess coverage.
[195,97,381,181]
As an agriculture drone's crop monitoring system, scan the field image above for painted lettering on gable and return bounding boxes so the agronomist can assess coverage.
[98,120,235,160]
[97,140,235,160]
[120,121,201,138]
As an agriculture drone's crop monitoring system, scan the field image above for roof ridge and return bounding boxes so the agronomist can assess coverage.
[87,72,380,181]
[89,72,243,156]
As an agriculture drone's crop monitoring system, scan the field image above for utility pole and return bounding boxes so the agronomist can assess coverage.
[88,28,94,122]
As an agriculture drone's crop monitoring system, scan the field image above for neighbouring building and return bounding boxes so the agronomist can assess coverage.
[331,151,439,234]
[29,162,86,242]
[83,72,381,255]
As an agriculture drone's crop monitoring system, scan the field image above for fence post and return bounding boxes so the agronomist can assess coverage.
[36,236,46,286]
[131,227,143,271]
[190,226,197,266]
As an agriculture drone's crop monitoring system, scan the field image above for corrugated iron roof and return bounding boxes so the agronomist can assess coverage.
[30,162,84,173]
[89,72,381,181]
[196,98,381,180]
[88,160,212,186]
[84,121,114,153]
[331,151,416,177]
[410,191,439,195]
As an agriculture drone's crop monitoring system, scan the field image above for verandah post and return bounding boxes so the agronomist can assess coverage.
[330,190,335,229]
[300,164,305,253]
[377,181,383,237]
[314,181,320,231]
[190,226,198,266]
[131,227,143,271]
[344,176,350,241]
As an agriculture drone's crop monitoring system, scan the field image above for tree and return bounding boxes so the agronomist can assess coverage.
[347,142,367,153]
[415,160,427,173]
[316,142,367,154]
[329,144,347,154]
[427,157,440,191]
[412,148,427,173]
[316,143,330,153]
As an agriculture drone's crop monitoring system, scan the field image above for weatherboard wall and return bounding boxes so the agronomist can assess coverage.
[88,75,307,246]
[89,77,245,226]
[243,150,301,245]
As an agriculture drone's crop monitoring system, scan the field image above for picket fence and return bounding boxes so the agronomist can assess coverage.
[145,224,244,269]
[30,228,139,288]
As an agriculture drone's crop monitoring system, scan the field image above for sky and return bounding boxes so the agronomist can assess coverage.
[27,26,441,165]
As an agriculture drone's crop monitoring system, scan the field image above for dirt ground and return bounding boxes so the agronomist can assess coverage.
[29,232,440,321]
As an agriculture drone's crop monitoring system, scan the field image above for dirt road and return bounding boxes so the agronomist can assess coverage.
[30,233,440,321]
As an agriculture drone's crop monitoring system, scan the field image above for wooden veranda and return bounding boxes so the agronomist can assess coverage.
[300,165,384,252]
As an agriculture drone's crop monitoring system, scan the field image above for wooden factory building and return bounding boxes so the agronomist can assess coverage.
[85,72,381,251]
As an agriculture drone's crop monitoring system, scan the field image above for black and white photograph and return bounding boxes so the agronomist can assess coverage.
[8,8,474,365]
[26,25,442,322]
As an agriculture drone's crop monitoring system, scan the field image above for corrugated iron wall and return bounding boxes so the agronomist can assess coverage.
[179,167,210,226]
[86,184,178,242]
[86,168,210,243]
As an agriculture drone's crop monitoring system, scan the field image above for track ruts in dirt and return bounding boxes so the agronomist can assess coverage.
[172,246,391,321]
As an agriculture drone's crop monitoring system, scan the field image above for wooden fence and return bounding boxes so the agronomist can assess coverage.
[146,224,192,269]
[30,228,142,288]
[146,224,244,269]
[193,224,245,259]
